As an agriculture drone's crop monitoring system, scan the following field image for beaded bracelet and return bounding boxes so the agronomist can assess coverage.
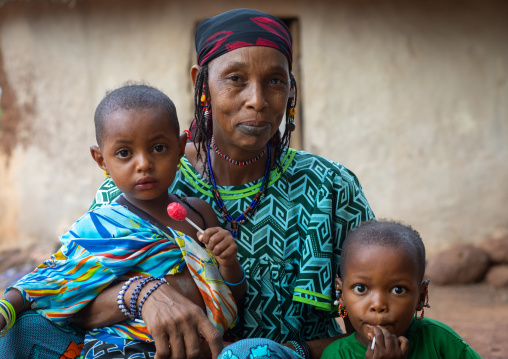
[299,340,311,359]
[137,278,168,318]
[129,277,157,318]
[117,276,144,318]
[219,265,246,286]
[288,340,306,359]
[0,298,16,337]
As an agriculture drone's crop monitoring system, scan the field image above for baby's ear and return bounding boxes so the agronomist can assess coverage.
[90,145,106,170]
[416,279,430,311]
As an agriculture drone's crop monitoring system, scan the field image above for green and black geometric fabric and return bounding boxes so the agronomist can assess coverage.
[90,148,374,343]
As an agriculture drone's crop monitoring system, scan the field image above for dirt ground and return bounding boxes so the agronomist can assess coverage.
[1,281,507,358]
[424,283,508,359]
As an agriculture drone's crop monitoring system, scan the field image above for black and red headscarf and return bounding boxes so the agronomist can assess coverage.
[195,8,293,70]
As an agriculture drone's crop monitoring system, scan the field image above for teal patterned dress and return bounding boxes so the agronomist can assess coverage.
[91,148,375,343]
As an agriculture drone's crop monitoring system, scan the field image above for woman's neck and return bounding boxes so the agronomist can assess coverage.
[185,142,274,186]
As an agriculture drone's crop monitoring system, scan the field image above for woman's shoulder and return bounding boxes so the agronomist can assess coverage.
[287,149,362,183]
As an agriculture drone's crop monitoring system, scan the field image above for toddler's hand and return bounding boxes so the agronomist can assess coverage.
[198,227,238,267]
[366,325,408,359]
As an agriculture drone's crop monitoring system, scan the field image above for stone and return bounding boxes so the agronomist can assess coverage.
[425,244,490,285]
[479,230,508,264]
[485,265,508,288]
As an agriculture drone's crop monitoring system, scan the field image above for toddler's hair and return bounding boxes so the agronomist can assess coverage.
[94,82,178,146]
[340,220,426,282]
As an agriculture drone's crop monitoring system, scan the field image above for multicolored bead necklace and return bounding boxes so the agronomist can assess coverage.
[206,142,271,238]
[211,137,267,166]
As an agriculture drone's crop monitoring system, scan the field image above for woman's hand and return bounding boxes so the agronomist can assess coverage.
[366,326,408,359]
[141,282,223,359]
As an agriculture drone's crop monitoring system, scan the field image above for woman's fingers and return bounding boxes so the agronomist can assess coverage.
[141,283,223,359]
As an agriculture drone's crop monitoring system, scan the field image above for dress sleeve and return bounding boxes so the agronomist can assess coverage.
[292,158,375,311]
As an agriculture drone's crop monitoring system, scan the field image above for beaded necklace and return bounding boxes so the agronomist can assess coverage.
[211,136,267,166]
[207,143,271,238]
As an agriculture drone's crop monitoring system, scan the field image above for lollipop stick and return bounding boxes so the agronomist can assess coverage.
[185,217,204,234]
[371,336,376,350]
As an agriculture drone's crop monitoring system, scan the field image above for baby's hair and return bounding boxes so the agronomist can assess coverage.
[340,219,426,282]
[94,82,179,146]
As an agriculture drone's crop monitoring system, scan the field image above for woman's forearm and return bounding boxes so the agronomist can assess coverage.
[71,267,205,330]
[70,280,127,330]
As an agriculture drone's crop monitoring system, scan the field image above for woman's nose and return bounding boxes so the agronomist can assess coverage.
[245,81,268,111]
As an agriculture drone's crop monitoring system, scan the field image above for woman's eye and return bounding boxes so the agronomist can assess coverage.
[352,284,367,294]
[269,78,284,85]
[116,149,131,158]
[229,75,240,82]
[391,286,407,295]
[153,144,167,153]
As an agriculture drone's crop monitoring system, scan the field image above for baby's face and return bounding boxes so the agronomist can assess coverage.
[338,244,424,346]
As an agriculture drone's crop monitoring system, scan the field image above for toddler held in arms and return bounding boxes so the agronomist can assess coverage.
[0,83,245,358]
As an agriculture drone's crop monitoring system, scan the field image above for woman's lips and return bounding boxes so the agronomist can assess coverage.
[237,122,272,135]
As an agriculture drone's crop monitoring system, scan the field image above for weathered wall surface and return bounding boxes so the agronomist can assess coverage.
[0,0,507,256]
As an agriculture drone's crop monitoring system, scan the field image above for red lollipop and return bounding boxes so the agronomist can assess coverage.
[167,202,204,234]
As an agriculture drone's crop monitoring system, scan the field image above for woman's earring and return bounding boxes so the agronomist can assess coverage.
[176,161,181,170]
[201,84,212,121]
[183,130,191,141]
[287,95,296,132]
[104,170,110,178]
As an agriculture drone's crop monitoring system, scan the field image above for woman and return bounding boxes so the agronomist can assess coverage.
[1,8,374,359]
[86,8,374,358]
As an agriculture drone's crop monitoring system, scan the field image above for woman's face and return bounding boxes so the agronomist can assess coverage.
[206,46,290,154]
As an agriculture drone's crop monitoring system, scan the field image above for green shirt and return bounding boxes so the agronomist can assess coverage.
[321,317,482,359]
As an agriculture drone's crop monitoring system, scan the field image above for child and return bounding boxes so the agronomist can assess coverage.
[0,84,245,358]
[322,220,481,359]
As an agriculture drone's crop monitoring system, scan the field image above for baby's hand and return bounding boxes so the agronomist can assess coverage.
[198,227,238,267]
[366,326,408,359]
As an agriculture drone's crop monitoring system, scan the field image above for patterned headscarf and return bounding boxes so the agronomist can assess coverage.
[195,8,293,70]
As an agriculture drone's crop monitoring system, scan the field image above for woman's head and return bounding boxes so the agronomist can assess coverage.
[337,220,428,345]
[91,83,187,205]
[191,9,297,165]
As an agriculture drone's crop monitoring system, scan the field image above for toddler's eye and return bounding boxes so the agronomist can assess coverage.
[391,286,407,295]
[153,144,167,153]
[116,149,131,158]
[352,284,367,294]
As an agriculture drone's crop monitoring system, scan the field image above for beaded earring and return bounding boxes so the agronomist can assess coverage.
[183,130,191,141]
[333,274,340,306]
[201,84,212,122]
[338,304,348,319]
[287,89,296,132]
[415,280,431,321]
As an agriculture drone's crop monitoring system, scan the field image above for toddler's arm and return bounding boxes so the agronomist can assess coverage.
[198,227,246,303]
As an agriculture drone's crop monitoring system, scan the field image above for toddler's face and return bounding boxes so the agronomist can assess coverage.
[100,108,185,204]
[338,244,425,346]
